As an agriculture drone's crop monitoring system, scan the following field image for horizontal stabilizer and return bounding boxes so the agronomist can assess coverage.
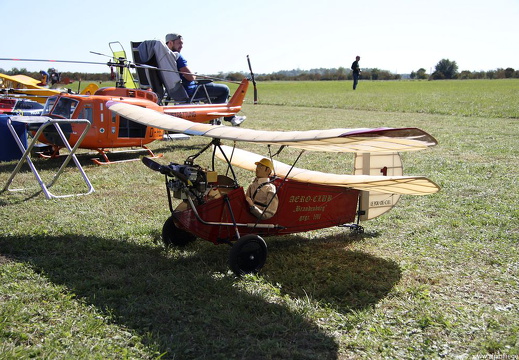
[207,112,235,116]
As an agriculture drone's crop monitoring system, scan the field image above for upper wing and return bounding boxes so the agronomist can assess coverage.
[215,145,440,195]
[107,101,438,153]
[0,73,44,88]
[11,74,41,87]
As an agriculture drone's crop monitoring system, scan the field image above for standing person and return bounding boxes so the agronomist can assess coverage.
[245,158,279,220]
[165,33,245,126]
[351,56,361,90]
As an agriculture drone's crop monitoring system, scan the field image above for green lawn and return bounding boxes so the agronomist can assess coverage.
[1,79,518,359]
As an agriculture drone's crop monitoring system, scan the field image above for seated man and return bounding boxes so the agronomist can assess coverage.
[136,40,186,100]
[38,70,48,86]
[165,33,246,126]
[245,158,279,220]
[49,68,60,87]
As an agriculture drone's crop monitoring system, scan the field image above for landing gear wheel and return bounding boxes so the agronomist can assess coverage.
[162,216,196,247]
[229,234,268,276]
[351,224,364,234]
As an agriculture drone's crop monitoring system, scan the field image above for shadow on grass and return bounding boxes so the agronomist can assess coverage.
[263,234,401,313]
[0,140,199,172]
[0,234,338,359]
[0,229,400,358]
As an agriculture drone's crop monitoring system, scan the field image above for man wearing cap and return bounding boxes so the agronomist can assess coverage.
[165,33,246,126]
[245,158,279,220]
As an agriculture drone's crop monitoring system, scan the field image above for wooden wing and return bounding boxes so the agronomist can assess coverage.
[107,101,438,153]
[215,145,440,196]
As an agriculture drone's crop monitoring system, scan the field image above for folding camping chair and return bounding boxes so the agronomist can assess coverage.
[2,116,94,199]
[131,40,213,105]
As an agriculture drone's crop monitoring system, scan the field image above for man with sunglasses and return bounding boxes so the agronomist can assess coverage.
[166,33,246,126]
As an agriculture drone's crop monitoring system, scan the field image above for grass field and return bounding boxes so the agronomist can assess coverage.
[1,79,518,359]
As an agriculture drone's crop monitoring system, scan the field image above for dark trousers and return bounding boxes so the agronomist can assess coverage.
[353,72,359,90]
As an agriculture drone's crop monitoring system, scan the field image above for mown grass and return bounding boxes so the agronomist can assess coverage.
[1,79,518,359]
[250,79,519,119]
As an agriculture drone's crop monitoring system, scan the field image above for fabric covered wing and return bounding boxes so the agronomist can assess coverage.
[107,101,438,153]
[215,145,440,195]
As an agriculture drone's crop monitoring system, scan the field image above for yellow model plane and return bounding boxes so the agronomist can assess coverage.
[0,73,98,103]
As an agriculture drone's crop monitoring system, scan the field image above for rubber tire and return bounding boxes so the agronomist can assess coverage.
[162,216,196,247]
[229,234,268,276]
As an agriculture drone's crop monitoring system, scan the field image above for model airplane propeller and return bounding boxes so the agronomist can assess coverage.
[107,101,440,275]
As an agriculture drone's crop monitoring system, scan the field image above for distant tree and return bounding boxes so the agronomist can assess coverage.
[336,67,347,80]
[459,70,473,79]
[504,67,515,78]
[495,68,506,79]
[473,71,486,79]
[431,59,458,79]
[225,72,246,81]
[414,68,427,79]
[371,68,380,80]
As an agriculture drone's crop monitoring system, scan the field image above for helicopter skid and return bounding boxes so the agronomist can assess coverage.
[91,146,163,165]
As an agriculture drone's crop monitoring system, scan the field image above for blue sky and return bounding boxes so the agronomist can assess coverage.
[1,0,518,75]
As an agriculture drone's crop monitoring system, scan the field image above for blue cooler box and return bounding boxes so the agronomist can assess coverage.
[0,115,28,162]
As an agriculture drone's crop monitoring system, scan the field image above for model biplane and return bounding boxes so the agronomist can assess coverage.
[107,101,440,275]
[0,72,89,103]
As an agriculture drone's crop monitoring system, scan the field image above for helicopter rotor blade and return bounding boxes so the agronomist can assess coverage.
[0,57,107,66]
[247,55,258,104]
[89,51,113,58]
[1,46,250,86]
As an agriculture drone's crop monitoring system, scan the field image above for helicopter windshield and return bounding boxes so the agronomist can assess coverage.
[42,96,58,115]
[48,97,79,118]
[77,104,93,123]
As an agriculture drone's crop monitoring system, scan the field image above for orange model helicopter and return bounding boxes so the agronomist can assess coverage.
[39,78,249,164]
[1,42,252,164]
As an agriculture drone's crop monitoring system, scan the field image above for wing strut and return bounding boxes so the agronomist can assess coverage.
[211,139,239,186]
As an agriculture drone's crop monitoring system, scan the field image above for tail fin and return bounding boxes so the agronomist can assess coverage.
[227,79,249,108]
[354,152,403,220]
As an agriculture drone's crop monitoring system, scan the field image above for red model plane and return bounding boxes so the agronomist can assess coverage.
[107,101,440,275]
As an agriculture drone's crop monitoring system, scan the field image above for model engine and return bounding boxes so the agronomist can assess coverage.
[164,163,210,201]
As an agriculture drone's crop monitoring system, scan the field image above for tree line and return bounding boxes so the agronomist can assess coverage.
[411,59,519,80]
[2,59,518,83]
